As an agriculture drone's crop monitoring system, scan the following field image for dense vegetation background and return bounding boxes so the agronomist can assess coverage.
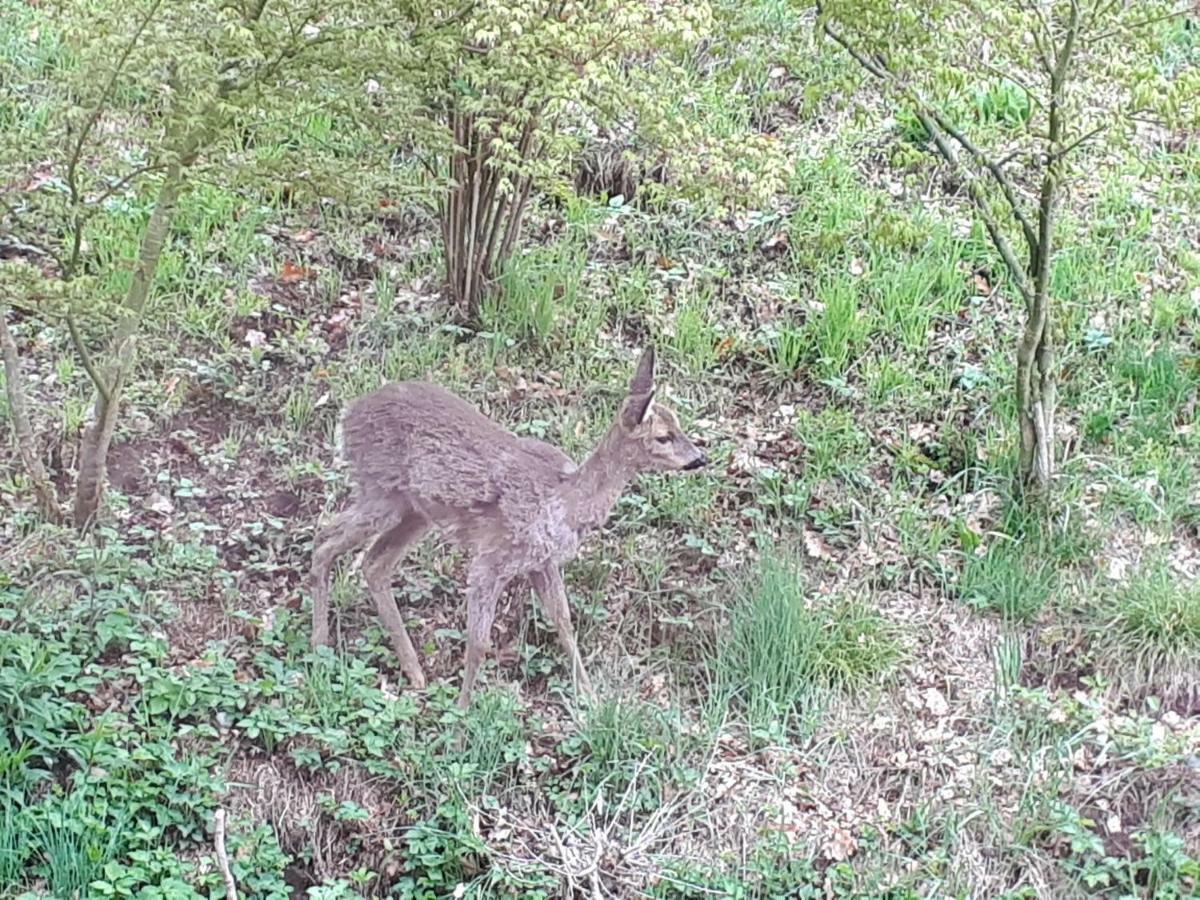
[1,1,1198,896]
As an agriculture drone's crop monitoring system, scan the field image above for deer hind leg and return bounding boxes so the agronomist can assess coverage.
[457,558,510,709]
[530,566,594,700]
[362,516,430,689]
[310,505,392,648]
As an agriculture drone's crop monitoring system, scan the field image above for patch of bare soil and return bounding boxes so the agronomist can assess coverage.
[226,752,405,891]
[1074,762,1200,862]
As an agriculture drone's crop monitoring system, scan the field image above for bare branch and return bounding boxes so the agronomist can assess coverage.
[819,8,1039,265]
[921,102,1040,256]
[0,302,64,524]
[1088,4,1193,44]
[65,0,166,207]
[917,108,1036,305]
[65,310,112,404]
[1016,0,1057,74]
[1052,121,1109,162]
[817,11,888,78]
[213,809,238,900]
[88,164,169,208]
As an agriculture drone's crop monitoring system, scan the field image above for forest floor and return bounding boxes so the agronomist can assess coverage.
[2,2,1199,898]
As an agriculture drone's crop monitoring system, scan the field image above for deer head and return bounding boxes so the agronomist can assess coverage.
[615,347,708,472]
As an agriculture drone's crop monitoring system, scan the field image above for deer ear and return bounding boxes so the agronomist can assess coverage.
[629,346,656,396]
[621,389,655,429]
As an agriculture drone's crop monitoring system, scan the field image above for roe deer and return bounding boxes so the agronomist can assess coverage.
[309,346,708,708]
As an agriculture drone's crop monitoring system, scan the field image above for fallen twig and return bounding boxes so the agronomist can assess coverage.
[214,808,238,900]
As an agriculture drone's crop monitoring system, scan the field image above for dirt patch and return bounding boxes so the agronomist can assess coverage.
[1020,627,1095,693]
[225,752,404,895]
[1075,762,1200,861]
[106,438,151,494]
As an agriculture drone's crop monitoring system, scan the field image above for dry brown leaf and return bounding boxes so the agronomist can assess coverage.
[279,260,314,283]
[822,827,858,862]
[802,529,832,561]
[760,231,789,254]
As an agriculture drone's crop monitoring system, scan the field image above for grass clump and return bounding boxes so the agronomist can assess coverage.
[1103,564,1200,659]
[958,538,1058,622]
[707,553,900,734]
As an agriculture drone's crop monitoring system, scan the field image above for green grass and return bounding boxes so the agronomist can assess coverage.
[958,536,1059,623]
[1104,564,1200,656]
[0,788,25,888]
[2,0,1200,894]
[706,553,901,735]
[28,793,129,898]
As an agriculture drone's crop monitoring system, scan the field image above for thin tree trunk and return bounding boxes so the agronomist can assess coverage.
[439,103,543,324]
[1016,2,1077,493]
[73,162,186,529]
[0,303,64,523]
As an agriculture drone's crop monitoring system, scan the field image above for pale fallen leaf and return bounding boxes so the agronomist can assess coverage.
[245,329,268,349]
[1105,556,1129,582]
[924,687,949,717]
[802,529,832,561]
[990,747,1013,767]
[822,827,858,862]
[760,231,789,253]
[146,492,174,515]
[907,421,936,442]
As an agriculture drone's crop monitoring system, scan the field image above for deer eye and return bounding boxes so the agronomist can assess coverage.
[655,435,673,444]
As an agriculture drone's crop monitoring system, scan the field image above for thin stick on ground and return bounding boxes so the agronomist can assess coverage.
[213,808,238,900]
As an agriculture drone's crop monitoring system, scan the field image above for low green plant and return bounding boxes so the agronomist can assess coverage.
[1105,564,1200,655]
[958,538,1057,622]
[30,792,128,898]
[972,78,1032,129]
[557,696,696,814]
[706,553,900,733]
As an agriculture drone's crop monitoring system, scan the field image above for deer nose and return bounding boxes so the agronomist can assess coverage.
[683,453,708,471]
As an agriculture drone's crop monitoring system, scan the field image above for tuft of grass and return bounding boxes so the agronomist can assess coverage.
[958,538,1058,622]
[865,244,966,353]
[808,272,867,377]
[31,795,127,898]
[667,284,720,374]
[1105,564,1200,656]
[766,322,807,380]
[706,553,900,734]
[0,789,25,889]
[484,240,588,348]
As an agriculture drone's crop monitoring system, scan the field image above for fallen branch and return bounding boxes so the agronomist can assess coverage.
[213,808,238,900]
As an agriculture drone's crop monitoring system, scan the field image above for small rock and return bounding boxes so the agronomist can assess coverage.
[924,687,949,717]
[146,492,174,515]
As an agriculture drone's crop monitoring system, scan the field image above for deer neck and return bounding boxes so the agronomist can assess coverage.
[562,425,636,533]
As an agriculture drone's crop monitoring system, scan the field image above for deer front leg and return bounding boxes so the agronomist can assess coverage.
[529,565,594,700]
[310,509,383,648]
[458,558,508,710]
[362,516,430,689]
